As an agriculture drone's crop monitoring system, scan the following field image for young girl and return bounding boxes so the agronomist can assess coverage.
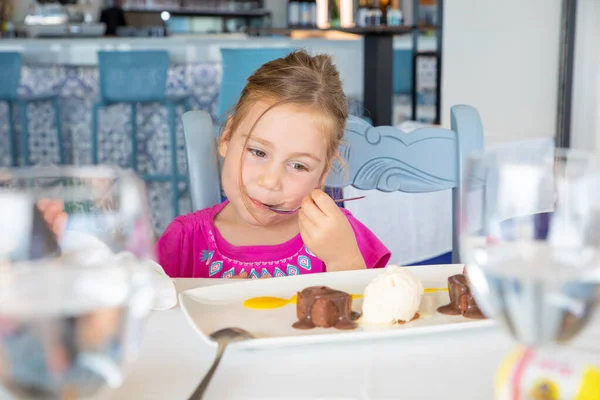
[156,50,390,279]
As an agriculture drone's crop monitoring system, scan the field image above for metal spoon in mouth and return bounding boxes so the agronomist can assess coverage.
[265,196,366,215]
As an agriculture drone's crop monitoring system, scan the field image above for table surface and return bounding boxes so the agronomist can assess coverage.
[99,277,599,400]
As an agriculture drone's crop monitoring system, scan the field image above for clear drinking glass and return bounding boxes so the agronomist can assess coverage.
[460,147,600,347]
[0,166,156,399]
[459,147,600,398]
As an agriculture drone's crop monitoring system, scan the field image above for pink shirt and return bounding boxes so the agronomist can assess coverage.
[156,201,390,278]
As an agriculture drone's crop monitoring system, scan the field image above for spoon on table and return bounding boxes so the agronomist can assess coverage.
[188,327,254,400]
[266,195,366,215]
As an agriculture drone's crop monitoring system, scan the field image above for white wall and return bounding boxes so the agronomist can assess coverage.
[571,0,600,152]
[441,0,562,139]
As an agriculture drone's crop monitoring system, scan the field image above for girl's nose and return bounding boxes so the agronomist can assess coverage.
[257,163,283,191]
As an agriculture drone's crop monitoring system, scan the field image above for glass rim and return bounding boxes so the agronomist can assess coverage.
[0,165,137,181]
[468,146,600,160]
[0,260,155,284]
[466,147,600,170]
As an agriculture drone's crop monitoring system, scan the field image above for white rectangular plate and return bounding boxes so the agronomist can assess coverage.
[179,264,495,349]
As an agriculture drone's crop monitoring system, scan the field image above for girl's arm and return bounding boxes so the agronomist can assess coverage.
[342,209,391,270]
[37,199,67,238]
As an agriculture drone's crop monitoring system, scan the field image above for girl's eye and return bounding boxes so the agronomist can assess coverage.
[248,148,266,158]
[290,163,308,172]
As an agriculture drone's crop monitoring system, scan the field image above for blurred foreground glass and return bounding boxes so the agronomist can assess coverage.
[460,147,600,347]
[0,166,155,399]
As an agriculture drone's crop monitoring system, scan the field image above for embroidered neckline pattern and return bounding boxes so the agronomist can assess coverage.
[207,230,305,267]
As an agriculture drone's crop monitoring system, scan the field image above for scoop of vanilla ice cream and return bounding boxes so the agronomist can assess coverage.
[361,265,424,324]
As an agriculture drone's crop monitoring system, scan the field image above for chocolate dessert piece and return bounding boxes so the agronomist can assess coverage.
[437,274,485,319]
[293,286,359,330]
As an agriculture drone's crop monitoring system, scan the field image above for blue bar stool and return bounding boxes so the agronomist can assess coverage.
[217,47,295,128]
[0,52,65,166]
[393,49,414,97]
[91,50,191,217]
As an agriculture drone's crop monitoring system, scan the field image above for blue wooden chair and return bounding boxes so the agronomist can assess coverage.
[91,50,191,217]
[181,104,484,264]
[0,52,65,166]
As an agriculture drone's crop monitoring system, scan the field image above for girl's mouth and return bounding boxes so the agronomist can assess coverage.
[249,197,282,210]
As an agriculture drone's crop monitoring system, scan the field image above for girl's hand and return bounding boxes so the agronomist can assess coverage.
[37,199,67,239]
[298,189,366,272]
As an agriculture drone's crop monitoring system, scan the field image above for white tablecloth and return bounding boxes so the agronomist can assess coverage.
[344,134,556,265]
[100,278,599,400]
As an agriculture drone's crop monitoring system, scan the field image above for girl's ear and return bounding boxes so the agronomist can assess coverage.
[218,116,234,158]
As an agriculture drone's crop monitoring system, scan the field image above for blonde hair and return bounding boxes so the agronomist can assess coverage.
[220,50,348,216]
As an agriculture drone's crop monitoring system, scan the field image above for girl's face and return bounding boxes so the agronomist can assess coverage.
[219,100,330,227]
